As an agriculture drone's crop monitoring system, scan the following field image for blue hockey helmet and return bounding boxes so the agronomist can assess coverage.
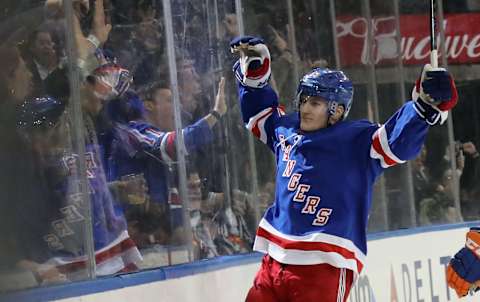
[295,68,354,119]
[16,96,65,130]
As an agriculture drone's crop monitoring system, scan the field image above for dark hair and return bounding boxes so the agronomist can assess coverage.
[26,29,50,50]
[20,27,59,60]
[137,81,169,102]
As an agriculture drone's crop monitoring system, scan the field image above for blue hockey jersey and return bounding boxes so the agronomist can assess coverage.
[40,142,142,276]
[109,119,214,204]
[237,83,429,275]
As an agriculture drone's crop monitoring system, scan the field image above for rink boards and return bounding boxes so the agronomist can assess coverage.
[2,222,478,302]
[349,222,477,302]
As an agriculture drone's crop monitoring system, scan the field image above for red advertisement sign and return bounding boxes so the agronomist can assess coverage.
[336,13,480,66]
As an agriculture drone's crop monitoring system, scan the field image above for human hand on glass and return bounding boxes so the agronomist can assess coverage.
[90,0,111,45]
[72,0,111,60]
[213,77,226,116]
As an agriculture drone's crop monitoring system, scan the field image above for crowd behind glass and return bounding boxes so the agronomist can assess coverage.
[0,0,479,292]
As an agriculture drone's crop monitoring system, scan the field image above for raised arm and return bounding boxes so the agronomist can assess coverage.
[370,64,458,170]
[116,78,228,164]
[230,36,285,150]
[125,119,214,164]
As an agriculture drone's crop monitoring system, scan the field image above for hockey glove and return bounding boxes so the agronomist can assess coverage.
[447,228,480,297]
[230,36,271,88]
[412,64,458,125]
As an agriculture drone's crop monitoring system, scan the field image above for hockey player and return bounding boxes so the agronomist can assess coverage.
[230,36,458,302]
[447,228,480,298]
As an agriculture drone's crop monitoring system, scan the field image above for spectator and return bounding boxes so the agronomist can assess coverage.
[129,1,165,87]
[0,0,133,285]
[141,83,174,130]
[18,0,144,278]
[190,173,222,259]
[23,29,69,101]
[419,168,463,225]
[79,61,143,276]
[139,83,254,256]
[0,46,64,286]
[458,141,480,220]
[460,141,480,193]
[177,58,203,123]
[222,13,239,39]
[192,187,254,257]
[0,0,56,44]
[417,142,466,225]
[411,145,437,222]
[108,77,227,250]
[266,25,296,105]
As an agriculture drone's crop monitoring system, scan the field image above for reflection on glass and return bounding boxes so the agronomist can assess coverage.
[159,0,258,265]
[0,0,479,295]
[0,4,89,291]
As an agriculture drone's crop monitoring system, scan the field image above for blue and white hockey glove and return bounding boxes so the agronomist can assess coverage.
[447,228,480,297]
[412,64,458,125]
[230,36,271,88]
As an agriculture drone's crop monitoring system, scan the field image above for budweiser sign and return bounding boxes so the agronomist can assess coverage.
[336,13,480,66]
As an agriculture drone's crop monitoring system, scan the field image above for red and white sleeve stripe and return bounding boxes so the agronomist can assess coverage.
[246,107,285,144]
[370,125,406,168]
[129,128,156,146]
[160,131,177,164]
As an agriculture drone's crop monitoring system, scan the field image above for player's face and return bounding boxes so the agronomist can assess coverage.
[299,96,329,131]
